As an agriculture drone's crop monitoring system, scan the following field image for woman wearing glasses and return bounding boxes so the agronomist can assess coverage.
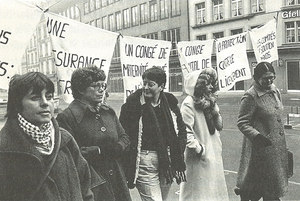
[57,66,131,201]
[235,62,289,201]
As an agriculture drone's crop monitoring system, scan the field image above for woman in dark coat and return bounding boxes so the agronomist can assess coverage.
[236,62,289,201]
[56,66,131,201]
[0,72,97,201]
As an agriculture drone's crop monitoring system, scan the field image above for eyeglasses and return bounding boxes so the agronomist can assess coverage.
[261,76,276,82]
[90,82,107,91]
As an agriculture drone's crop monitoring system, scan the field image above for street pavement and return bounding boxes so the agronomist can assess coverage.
[0,92,299,200]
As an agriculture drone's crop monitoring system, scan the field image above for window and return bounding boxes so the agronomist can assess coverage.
[171,0,180,16]
[150,1,158,22]
[286,0,300,5]
[285,21,300,43]
[95,0,101,9]
[196,2,205,25]
[162,28,180,55]
[251,0,264,13]
[213,0,223,20]
[84,2,89,14]
[90,0,95,11]
[140,3,148,24]
[160,0,169,19]
[48,59,53,74]
[123,8,130,28]
[102,16,108,30]
[231,28,243,35]
[96,18,101,27]
[132,6,139,26]
[141,32,158,39]
[108,0,114,5]
[47,41,51,56]
[116,12,122,30]
[213,31,224,39]
[108,14,115,31]
[102,0,107,7]
[287,61,300,90]
[196,35,206,40]
[232,0,243,17]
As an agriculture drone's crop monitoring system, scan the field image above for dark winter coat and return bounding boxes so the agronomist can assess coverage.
[119,89,187,188]
[236,83,288,199]
[0,118,95,201]
[56,100,131,201]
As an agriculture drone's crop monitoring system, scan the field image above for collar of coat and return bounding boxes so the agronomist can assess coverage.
[0,117,72,167]
[253,82,277,97]
[68,99,114,124]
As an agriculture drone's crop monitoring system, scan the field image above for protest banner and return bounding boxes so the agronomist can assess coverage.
[45,12,118,103]
[120,36,171,100]
[216,32,252,91]
[177,39,214,78]
[0,0,42,90]
[250,19,278,63]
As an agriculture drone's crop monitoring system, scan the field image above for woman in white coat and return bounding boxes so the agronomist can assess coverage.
[179,69,229,201]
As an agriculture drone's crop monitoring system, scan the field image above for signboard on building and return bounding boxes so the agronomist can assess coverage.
[0,0,42,90]
[120,36,171,100]
[45,12,118,103]
[216,32,252,91]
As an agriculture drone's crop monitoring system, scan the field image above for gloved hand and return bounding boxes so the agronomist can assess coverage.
[80,146,100,161]
[253,134,272,148]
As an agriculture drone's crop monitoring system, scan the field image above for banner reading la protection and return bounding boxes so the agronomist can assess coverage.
[45,12,118,103]
[177,40,214,78]
[0,0,42,90]
[120,36,171,101]
[216,32,251,91]
[250,19,278,63]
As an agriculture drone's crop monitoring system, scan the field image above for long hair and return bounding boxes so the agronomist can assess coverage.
[6,72,54,118]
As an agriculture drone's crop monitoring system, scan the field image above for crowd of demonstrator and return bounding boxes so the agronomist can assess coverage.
[0,62,290,201]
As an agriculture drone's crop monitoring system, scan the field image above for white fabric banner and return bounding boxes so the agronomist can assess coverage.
[45,12,118,103]
[0,0,42,89]
[216,32,252,91]
[120,36,171,100]
[250,19,278,63]
[177,39,214,78]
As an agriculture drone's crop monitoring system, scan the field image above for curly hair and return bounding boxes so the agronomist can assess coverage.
[193,68,218,98]
[71,66,106,99]
[6,72,54,118]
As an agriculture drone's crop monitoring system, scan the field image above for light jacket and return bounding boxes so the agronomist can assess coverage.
[0,118,94,201]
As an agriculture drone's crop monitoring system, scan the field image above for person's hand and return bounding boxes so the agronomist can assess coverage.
[253,134,272,147]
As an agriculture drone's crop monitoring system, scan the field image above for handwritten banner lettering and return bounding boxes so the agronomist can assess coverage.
[216,32,252,91]
[250,19,278,63]
[120,36,171,101]
[45,12,118,103]
[0,0,42,89]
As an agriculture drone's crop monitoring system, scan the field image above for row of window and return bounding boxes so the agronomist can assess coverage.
[84,0,121,14]
[26,59,55,75]
[87,0,180,31]
[196,0,264,25]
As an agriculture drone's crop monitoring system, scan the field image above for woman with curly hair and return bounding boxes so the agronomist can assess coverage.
[179,68,229,201]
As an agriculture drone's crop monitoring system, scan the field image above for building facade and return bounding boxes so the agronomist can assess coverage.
[189,0,300,93]
[71,0,189,92]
